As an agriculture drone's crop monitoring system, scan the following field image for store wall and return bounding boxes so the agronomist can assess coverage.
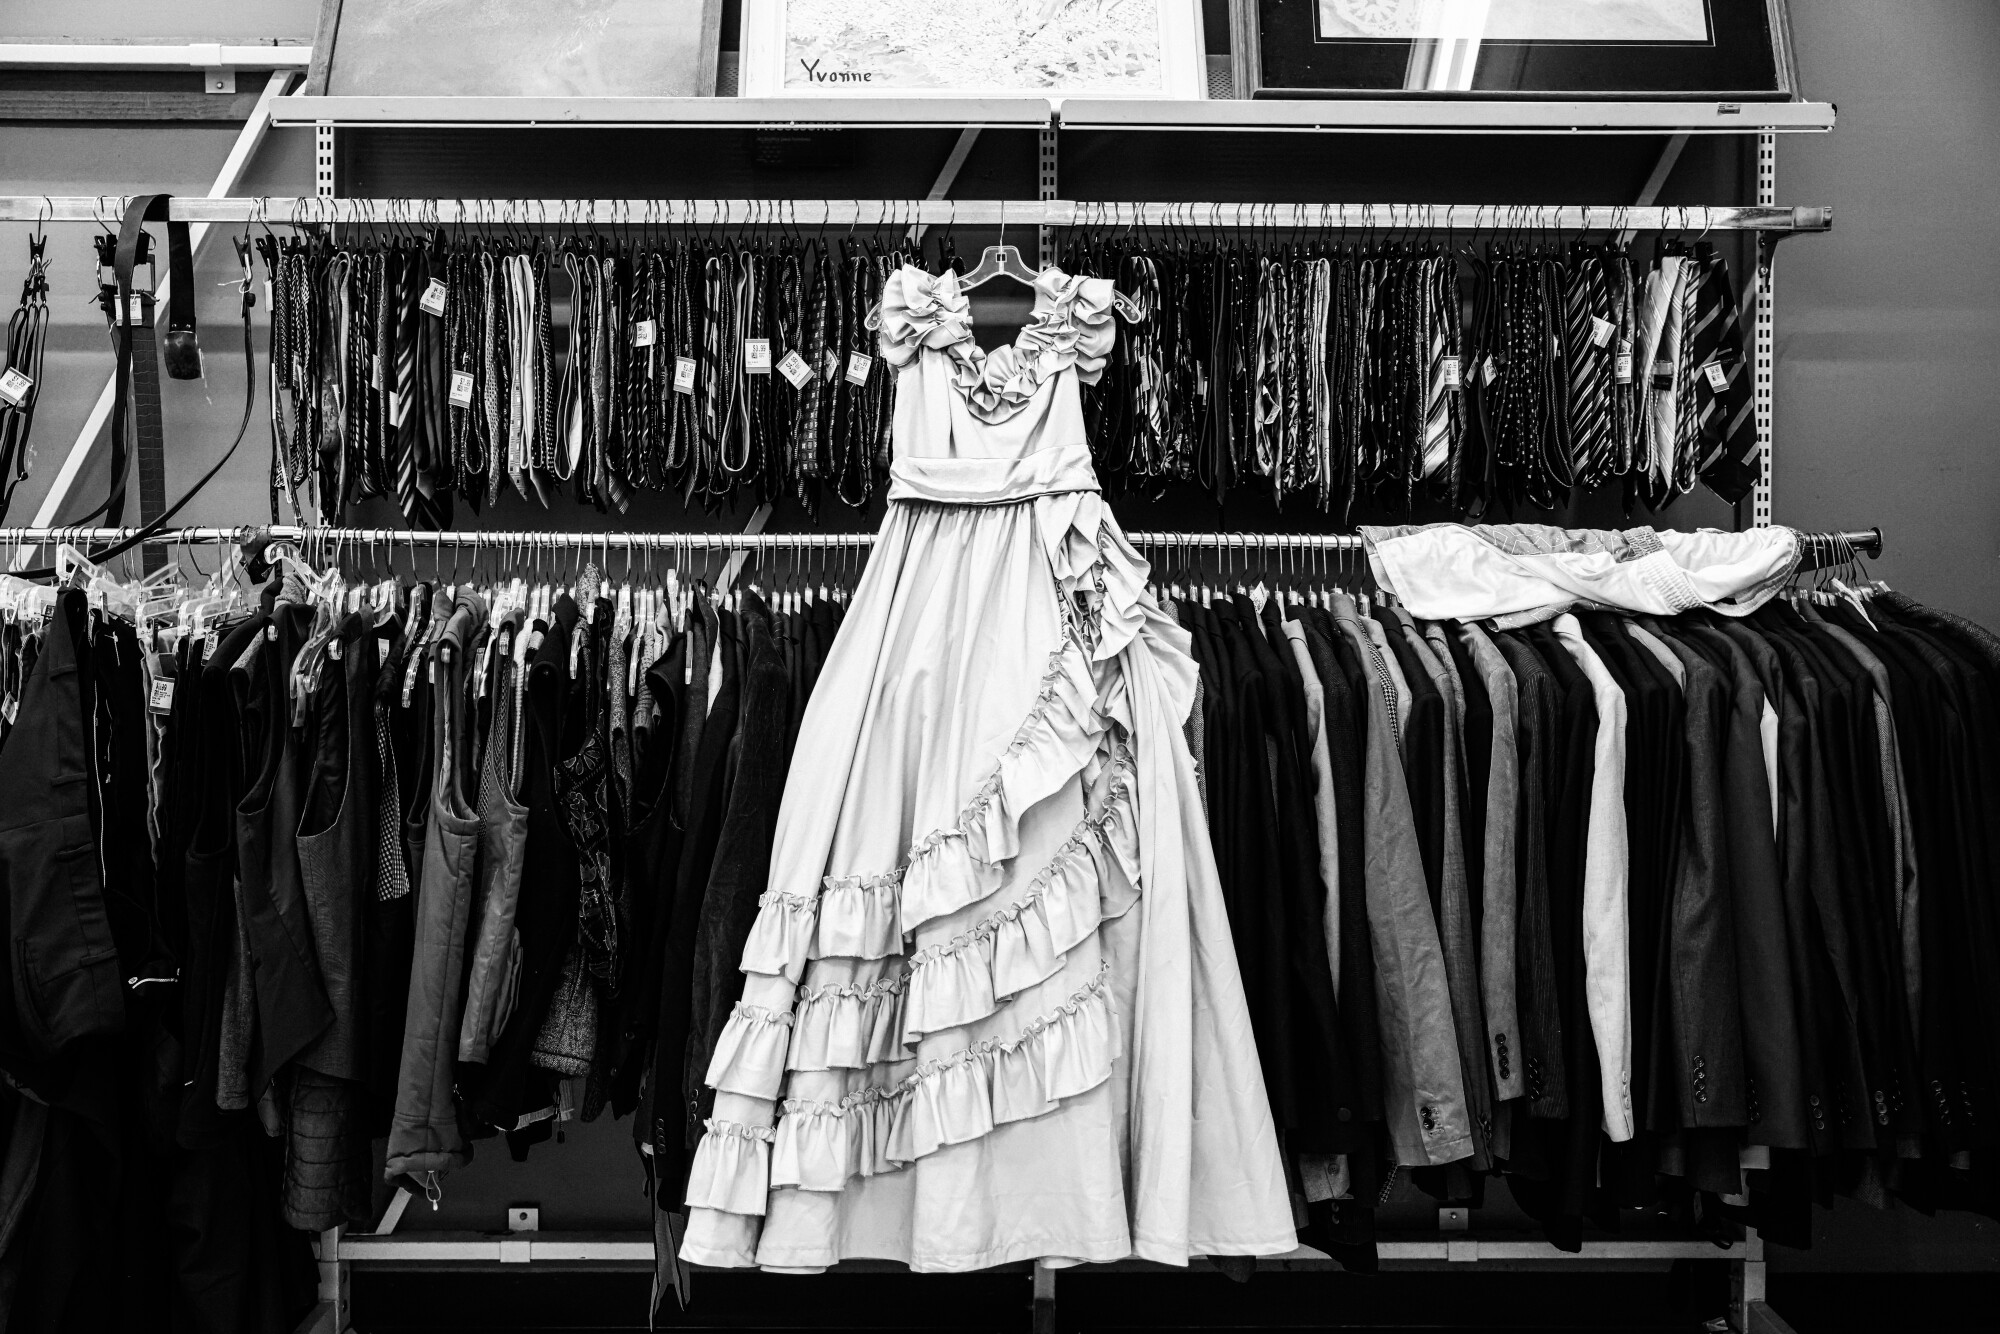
[2,0,1995,1274]
[1776,0,2000,626]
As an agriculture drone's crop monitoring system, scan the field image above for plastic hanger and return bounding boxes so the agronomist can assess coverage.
[954,204,1040,290]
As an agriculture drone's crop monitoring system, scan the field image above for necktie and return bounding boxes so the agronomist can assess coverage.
[1687,244,1758,503]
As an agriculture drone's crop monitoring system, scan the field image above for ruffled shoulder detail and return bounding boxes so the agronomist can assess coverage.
[941,270,1117,424]
[870,265,973,369]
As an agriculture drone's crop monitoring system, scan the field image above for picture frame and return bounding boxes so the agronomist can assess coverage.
[307,0,728,97]
[737,0,1209,100]
[1228,0,1800,101]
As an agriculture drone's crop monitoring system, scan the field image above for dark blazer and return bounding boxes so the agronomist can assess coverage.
[1489,632,1567,1122]
[1633,621,1749,1139]
[1710,616,1866,1158]
[1301,607,1388,1138]
[652,603,741,1193]
[683,593,793,1146]
[1660,619,1805,1152]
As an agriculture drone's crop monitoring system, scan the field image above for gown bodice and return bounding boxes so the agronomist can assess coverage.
[872,265,1117,506]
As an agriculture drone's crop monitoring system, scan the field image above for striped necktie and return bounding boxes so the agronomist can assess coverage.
[1686,244,1758,502]
[1418,254,1458,486]
[1672,252,1702,496]
[1563,251,1614,491]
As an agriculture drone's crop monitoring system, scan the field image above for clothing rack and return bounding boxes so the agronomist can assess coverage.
[0,197,1830,232]
[0,524,1884,564]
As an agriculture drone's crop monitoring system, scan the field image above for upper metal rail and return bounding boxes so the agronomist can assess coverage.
[0,198,1833,232]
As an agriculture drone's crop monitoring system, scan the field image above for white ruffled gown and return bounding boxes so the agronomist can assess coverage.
[680,266,1295,1272]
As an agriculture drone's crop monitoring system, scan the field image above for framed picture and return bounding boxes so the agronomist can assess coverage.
[737,0,1208,99]
[309,0,727,97]
[1229,0,1799,100]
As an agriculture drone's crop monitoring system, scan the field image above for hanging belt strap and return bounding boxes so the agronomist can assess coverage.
[21,231,250,580]
[79,195,199,531]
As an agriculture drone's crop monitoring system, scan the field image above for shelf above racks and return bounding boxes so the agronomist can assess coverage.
[0,197,1834,232]
[266,94,1836,135]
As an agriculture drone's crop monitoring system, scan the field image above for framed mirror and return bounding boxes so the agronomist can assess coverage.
[1229,0,1799,100]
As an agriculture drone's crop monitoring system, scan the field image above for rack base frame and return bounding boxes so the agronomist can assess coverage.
[296,1225,1798,1334]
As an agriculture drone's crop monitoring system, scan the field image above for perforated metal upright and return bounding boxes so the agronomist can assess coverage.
[1752,131,1779,529]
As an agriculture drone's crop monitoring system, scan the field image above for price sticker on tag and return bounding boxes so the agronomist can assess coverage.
[672,356,697,394]
[630,319,658,348]
[147,677,176,713]
[449,369,476,407]
[1482,355,1499,386]
[419,278,448,317]
[820,349,842,383]
[777,350,812,388]
[127,295,150,325]
[1651,358,1677,390]
[744,338,773,374]
[1590,315,1616,348]
[845,352,873,386]
[1702,360,1730,393]
[0,366,33,408]
[1614,342,1634,384]
[1439,356,1461,390]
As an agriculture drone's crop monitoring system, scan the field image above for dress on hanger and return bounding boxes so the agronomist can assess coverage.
[680,266,1293,1272]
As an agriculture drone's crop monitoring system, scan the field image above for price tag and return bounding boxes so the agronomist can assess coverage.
[1650,358,1676,390]
[777,350,812,388]
[1589,315,1616,348]
[419,278,449,317]
[820,349,842,383]
[263,278,273,310]
[1701,360,1730,393]
[845,352,873,386]
[630,319,658,348]
[1,697,14,726]
[449,369,476,407]
[127,295,150,325]
[1482,355,1499,386]
[1439,356,1461,391]
[1614,342,1634,384]
[744,338,773,374]
[148,677,176,714]
[370,354,383,390]
[0,366,33,408]
[672,356,697,394]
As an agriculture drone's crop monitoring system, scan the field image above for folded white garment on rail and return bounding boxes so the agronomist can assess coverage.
[1360,523,1800,629]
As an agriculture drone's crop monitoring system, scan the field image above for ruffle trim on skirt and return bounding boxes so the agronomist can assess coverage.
[736,625,1110,984]
[683,1119,777,1216]
[899,752,1137,1044]
[688,965,1116,1212]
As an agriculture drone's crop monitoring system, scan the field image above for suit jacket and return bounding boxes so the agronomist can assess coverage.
[684,593,793,1146]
